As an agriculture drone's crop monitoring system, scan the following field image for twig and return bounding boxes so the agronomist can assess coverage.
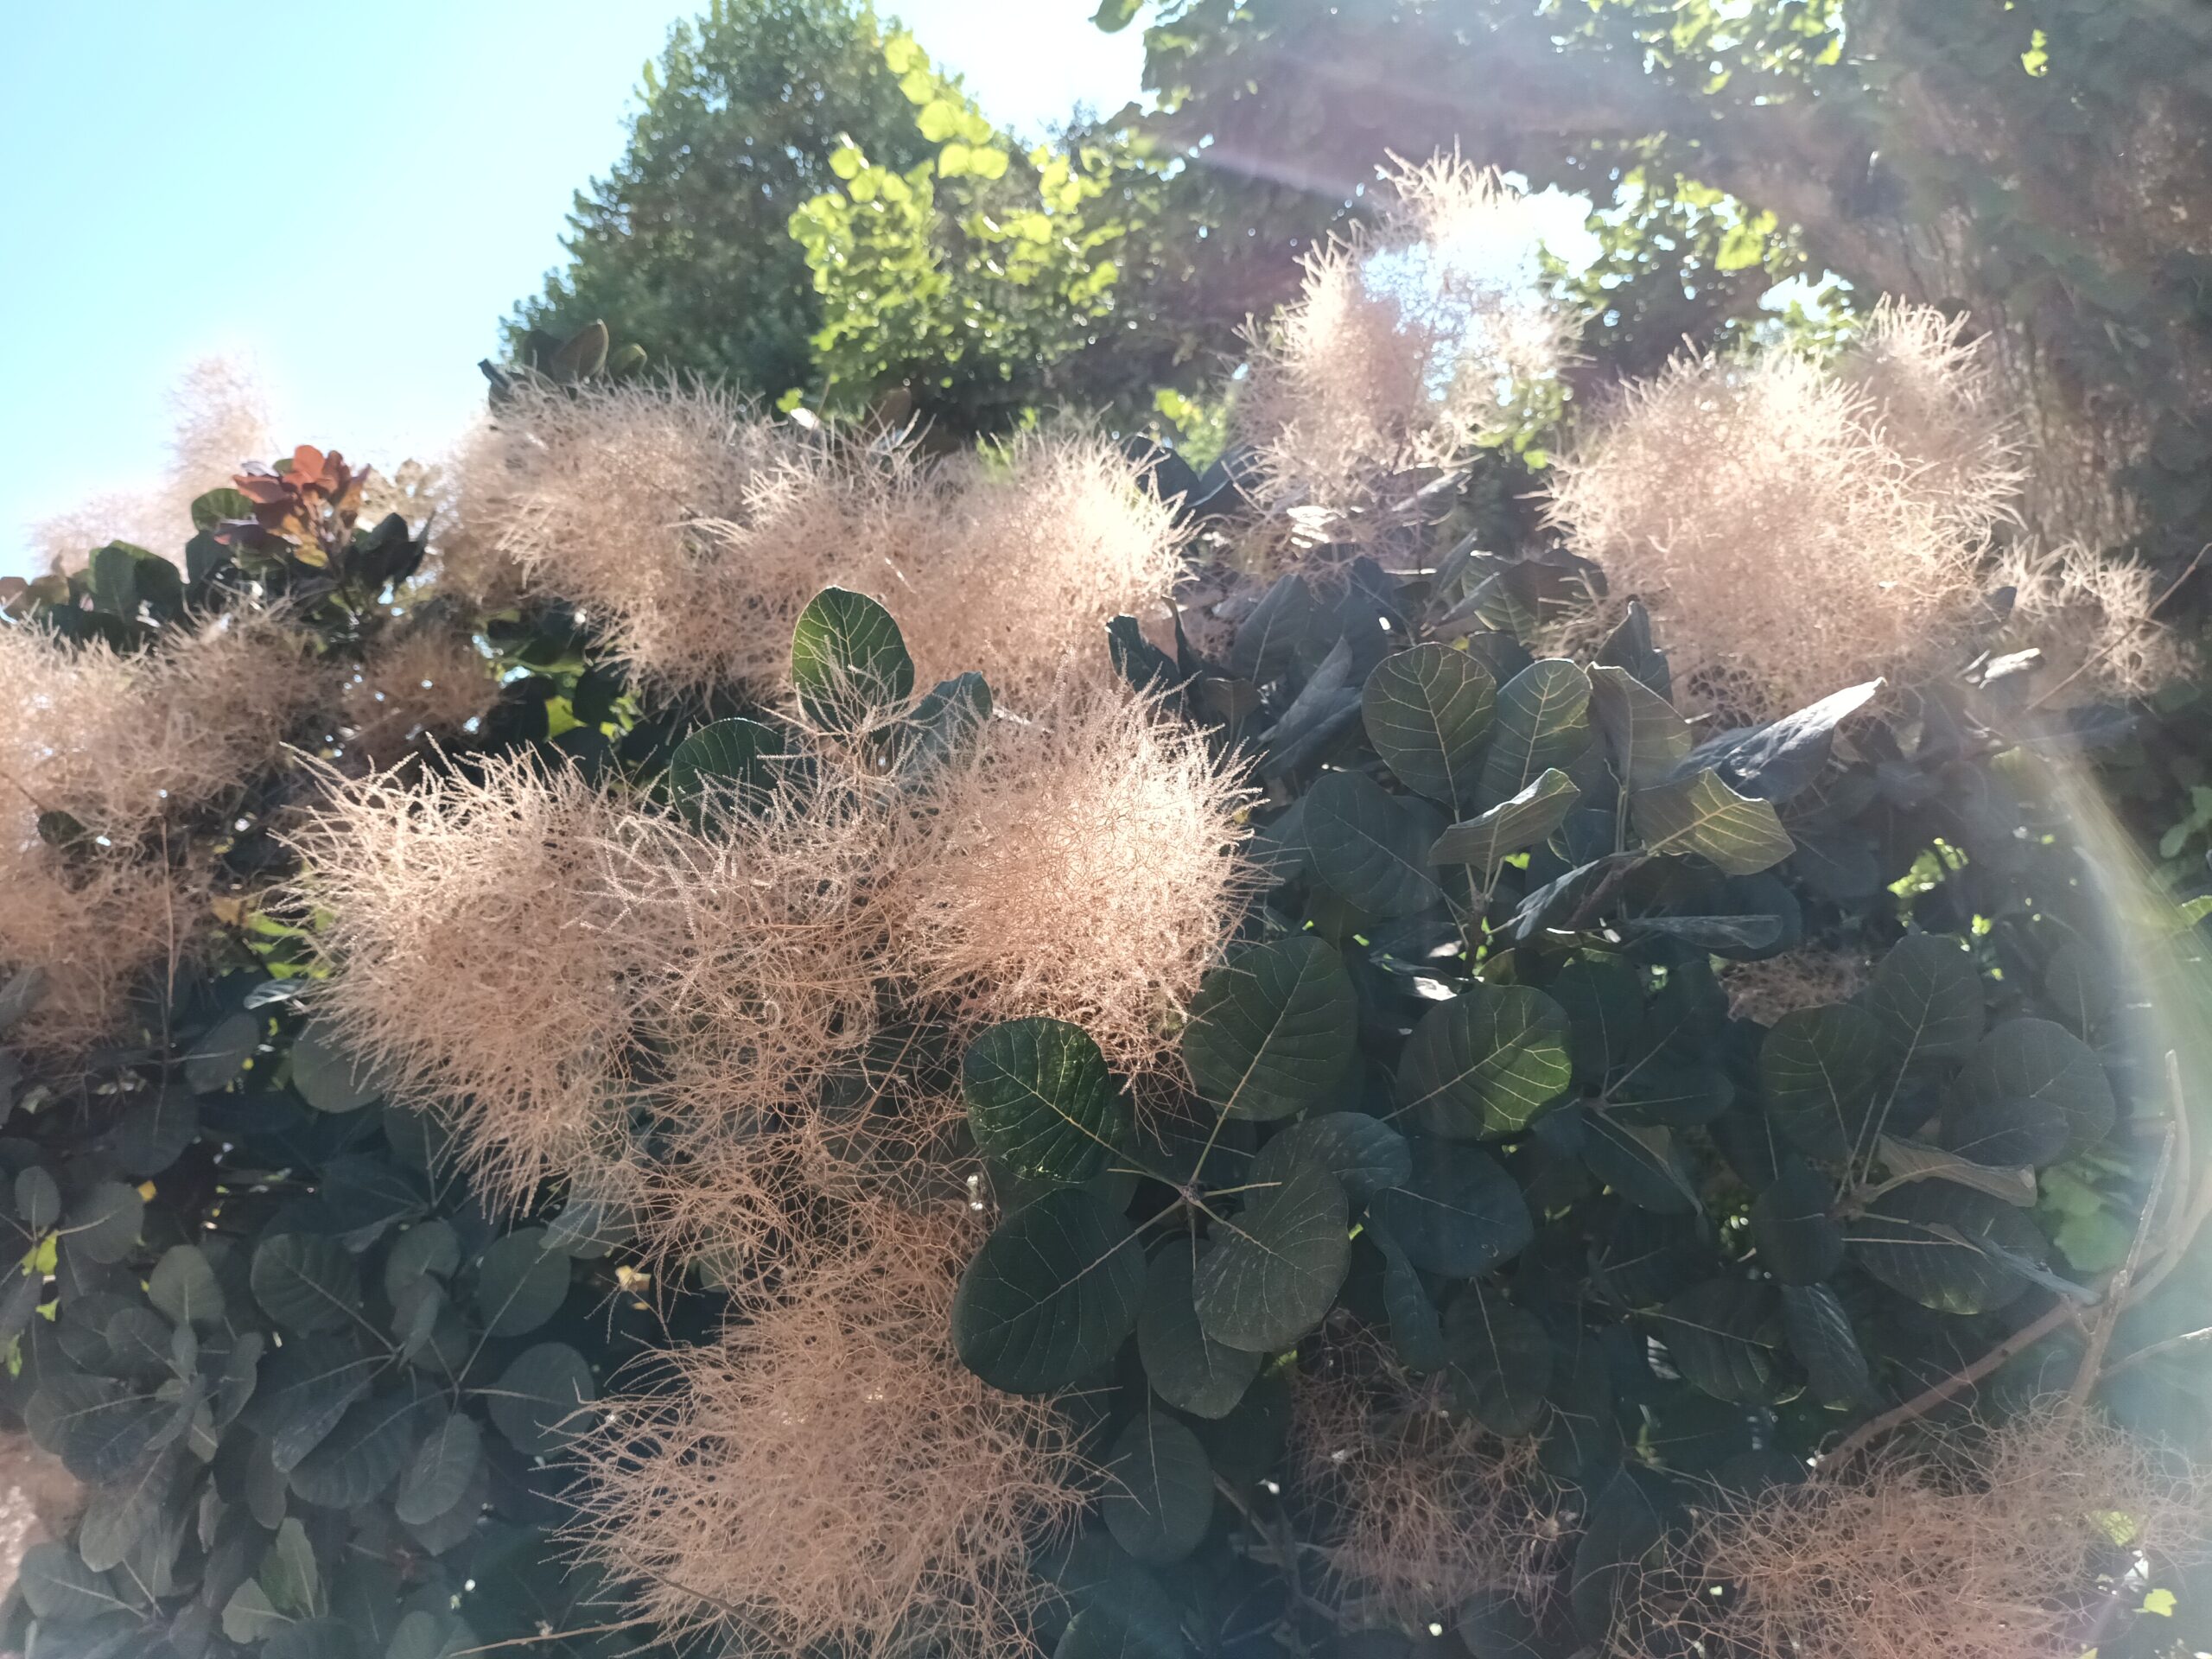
[453,1619,657,1656]
[2068,1105,2176,1407]
[1213,1473,1343,1637]
[1821,1299,2080,1467]
[2102,1323,2212,1381]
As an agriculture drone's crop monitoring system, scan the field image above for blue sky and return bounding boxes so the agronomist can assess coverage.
[0,0,1150,575]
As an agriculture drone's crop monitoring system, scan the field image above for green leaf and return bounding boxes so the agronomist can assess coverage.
[16,1166,58,1232]
[78,1447,179,1569]
[395,1410,482,1526]
[1092,0,1142,29]
[1396,984,1572,1139]
[1847,1183,2046,1313]
[1360,644,1496,807]
[1459,1590,1547,1659]
[791,587,915,731]
[1369,1221,1446,1371]
[263,1516,321,1617]
[486,1341,597,1454]
[1443,1282,1551,1435]
[901,671,992,775]
[1692,679,1880,803]
[1780,1283,1872,1406]
[1103,1410,1214,1564]
[383,1220,461,1303]
[1581,1111,1701,1215]
[549,320,610,379]
[267,1621,360,1659]
[253,1232,364,1333]
[1251,1113,1410,1202]
[1136,1247,1261,1420]
[292,1020,383,1113]
[1192,1161,1351,1353]
[1956,1018,2115,1159]
[386,1612,476,1659]
[224,1580,289,1643]
[953,1191,1146,1392]
[1550,960,1642,1086]
[191,486,255,532]
[70,1180,143,1263]
[1055,1601,1185,1659]
[1183,937,1358,1122]
[474,1227,570,1338]
[1864,933,1983,1069]
[1758,1002,1886,1160]
[1656,1279,1777,1402]
[260,1341,377,1471]
[1632,767,1794,875]
[18,1542,116,1622]
[1588,664,1691,789]
[667,717,781,827]
[1572,1468,1666,1644]
[1303,771,1444,918]
[185,1009,260,1092]
[1749,1158,1844,1284]
[1429,769,1580,885]
[1229,573,1316,683]
[964,1019,1128,1185]
[1480,658,1592,806]
[149,1244,224,1328]
[290,1389,423,1508]
[1366,1137,1531,1278]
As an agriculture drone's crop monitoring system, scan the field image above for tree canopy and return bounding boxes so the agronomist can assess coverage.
[504,0,933,397]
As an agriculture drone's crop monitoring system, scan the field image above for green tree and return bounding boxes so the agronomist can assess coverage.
[505,0,933,396]
[788,30,1328,432]
[1126,0,2212,570]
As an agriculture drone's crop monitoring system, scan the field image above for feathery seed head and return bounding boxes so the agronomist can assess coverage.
[573,1202,1090,1659]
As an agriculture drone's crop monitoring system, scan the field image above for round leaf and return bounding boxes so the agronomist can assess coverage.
[1779,1283,1872,1406]
[70,1180,143,1263]
[1192,1161,1351,1353]
[963,1019,1128,1185]
[1443,1282,1552,1435]
[292,1020,383,1113]
[1398,984,1572,1140]
[487,1341,597,1454]
[1368,1137,1531,1278]
[1748,1157,1844,1284]
[1303,771,1443,918]
[1103,1410,1214,1564]
[474,1227,571,1338]
[791,587,915,731]
[149,1244,224,1328]
[1480,658,1592,806]
[1360,643,1495,806]
[1136,1247,1261,1420]
[952,1191,1146,1393]
[1758,1002,1885,1160]
[1847,1182,2045,1314]
[1251,1112,1410,1202]
[289,1389,422,1508]
[251,1232,364,1334]
[1656,1279,1777,1402]
[667,717,781,827]
[1957,1018,2115,1160]
[395,1410,483,1526]
[1183,937,1358,1121]
[1864,932,1983,1068]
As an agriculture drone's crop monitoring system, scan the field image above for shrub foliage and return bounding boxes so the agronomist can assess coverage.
[7,199,2212,1659]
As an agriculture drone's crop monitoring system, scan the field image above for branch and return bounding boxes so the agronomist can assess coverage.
[1821,1299,2080,1467]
